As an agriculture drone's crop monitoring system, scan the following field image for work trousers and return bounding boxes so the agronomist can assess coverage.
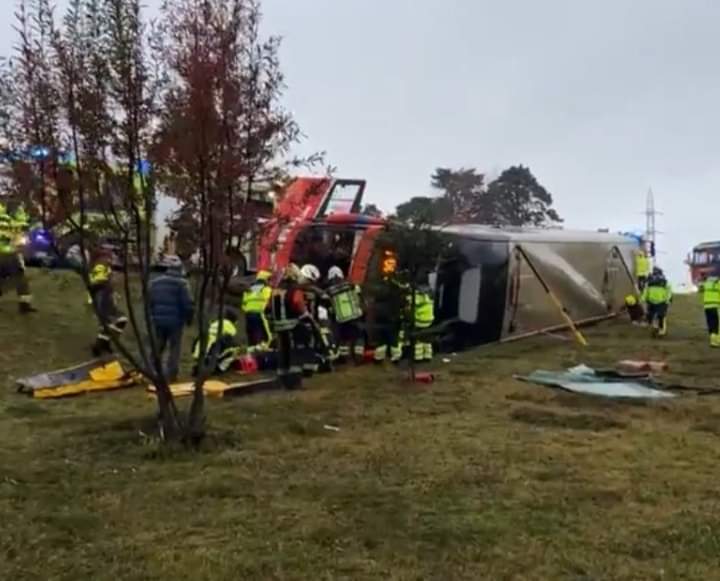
[335,320,365,362]
[296,322,325,375]
[276,327,313,389]
[0,253,31,305]
[705,307,720,347]
[373,323,402,363]
[154,325,184,382]
[646,303,668,337]
[637,276,648,291]
[413,340,434,362]
[89,282,127,355]
[246,312,271,352]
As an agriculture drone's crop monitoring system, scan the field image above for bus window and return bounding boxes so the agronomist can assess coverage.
[290,225,359,279]
[693,251,709,265]
[458,268,481,323]
[319,180,366,217]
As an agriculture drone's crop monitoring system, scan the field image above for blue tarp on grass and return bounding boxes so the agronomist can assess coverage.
[517,365,676,399]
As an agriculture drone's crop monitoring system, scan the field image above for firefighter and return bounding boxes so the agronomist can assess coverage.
[300,263,335,371]
[271,263,314,389]
[326,265,365,363]
[88,248,128,356]
[624,294,645,326]
[0,201,35,313]
[192,310,240,375]
[241,270,273,353]
[409,284,435,362]
[698,274,720,347]
[634,246,651,291]
[372,252,404,364]
[641,267,672,338]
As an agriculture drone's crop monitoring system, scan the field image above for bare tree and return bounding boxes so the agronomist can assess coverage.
[152,0,320,440]
[2,0,316,445]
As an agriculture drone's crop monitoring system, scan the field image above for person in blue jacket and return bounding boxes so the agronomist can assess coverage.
[149,255,194,381]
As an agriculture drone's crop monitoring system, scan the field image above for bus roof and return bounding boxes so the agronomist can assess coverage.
[440,224,635,245]
[693,241,720,250]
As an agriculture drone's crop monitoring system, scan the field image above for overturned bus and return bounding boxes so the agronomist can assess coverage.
[256,177,639,349]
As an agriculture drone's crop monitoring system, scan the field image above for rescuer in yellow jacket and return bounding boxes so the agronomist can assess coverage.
[409,286,435,362]
[192,310,240,376]
[634,248,651,291]
[624,294,645,326]
[326,265,365,363]
[698,274,720,347]
[88,249,128,356]
[241,270,273,353]
[641,267,672,337]
[0,201,35,313]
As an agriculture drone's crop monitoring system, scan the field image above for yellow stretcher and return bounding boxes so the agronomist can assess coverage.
[146,377,278,399]
[17,359,141,399]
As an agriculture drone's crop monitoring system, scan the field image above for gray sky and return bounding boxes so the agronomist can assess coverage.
[4,0,719,283]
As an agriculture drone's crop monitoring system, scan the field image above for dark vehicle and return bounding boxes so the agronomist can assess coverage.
[687,241,720,284]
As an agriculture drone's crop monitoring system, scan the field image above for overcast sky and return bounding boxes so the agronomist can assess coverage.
[3,0,719,283]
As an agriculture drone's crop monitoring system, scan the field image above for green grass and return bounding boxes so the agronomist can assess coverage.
[3,270,720,580]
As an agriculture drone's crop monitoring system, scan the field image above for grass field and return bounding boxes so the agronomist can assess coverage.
[2,270,720,580]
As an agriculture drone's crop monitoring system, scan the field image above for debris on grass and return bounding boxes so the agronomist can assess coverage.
[617,360,669,373]
[515,365,676,399]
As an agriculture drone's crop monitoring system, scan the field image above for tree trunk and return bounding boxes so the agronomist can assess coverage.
[154,383,182,442]
[186,381,206,446]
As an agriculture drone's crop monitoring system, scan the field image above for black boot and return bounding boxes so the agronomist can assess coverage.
[19,302,37,314]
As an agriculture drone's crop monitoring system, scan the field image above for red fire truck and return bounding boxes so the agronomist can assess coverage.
[687,241,720,285]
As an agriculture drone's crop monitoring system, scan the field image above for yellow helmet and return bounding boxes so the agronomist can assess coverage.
[282,263,302,282]
[625,295,637,306]
[256,270,272,282]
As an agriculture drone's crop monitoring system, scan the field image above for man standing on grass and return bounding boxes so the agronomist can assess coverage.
[0,201,36,314]
[698,273,720,348]
[149,255,194,381]
[642,267,672,338]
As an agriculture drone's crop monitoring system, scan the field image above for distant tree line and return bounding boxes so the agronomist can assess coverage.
[394,165,563,227]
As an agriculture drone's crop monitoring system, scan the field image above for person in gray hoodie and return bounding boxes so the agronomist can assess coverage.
[149,255,194,381]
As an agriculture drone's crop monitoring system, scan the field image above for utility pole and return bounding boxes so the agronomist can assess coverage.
[645,188,661,257]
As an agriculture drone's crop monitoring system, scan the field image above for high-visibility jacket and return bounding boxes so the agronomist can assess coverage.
[635,252,651,278]
[642,278,672,305]
[327,281,363,323]
[192,319,237,360]
[90,263,112,286]
[0,205,14,254]
[700,277,720,308]
[412,291,435,329]
[242,282,272,314]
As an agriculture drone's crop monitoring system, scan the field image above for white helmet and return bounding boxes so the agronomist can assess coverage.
[327,266,344,281]
[300,264,321,283]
